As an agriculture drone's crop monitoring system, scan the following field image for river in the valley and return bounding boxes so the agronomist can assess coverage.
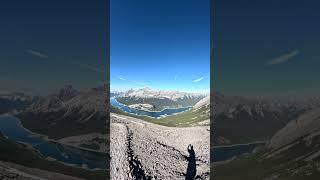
[212,142,266,162]
[0,115,107,170]
[110,97,191,118]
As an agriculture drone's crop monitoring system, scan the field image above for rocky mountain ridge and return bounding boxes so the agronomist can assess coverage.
[123,87,206,101]
[17,85,108,140]
[116,87,206,111]
[212,92,319,145]
[0,92,36,114]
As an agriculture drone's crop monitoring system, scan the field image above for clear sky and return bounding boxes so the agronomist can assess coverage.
[213,0,320,97]
[0,0,107,95]
[3,1,316,97]
[110,0,210,93]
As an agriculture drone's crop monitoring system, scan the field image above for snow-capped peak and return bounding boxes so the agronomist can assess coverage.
[122,87,204,100]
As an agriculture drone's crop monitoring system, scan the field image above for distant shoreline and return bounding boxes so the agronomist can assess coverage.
[212,141,267,164]
[112,97,192,112]
[213,141,267,149]
[0,114,107,154]
[111,97,192,119]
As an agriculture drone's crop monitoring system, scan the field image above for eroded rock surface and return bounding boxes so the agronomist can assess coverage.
[110,113,210,179]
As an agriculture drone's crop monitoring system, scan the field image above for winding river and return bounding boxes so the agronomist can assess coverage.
[212,142,266,162]
[110,97,191,118]
[0,115,107,169]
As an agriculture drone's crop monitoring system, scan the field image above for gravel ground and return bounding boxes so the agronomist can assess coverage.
[110,113,210,180]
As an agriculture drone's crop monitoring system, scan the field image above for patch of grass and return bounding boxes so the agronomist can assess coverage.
[152,106,209,127]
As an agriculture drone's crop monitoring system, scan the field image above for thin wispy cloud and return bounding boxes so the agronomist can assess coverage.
[116,75,148,87]
[70,61,104,73]
[25,50,104,74]
[117,76,127,81]
[25,49,48,59]
[192,76,204,83]
[267,50,300,65]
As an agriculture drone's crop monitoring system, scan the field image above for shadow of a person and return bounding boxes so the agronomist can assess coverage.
[185,144,196,180]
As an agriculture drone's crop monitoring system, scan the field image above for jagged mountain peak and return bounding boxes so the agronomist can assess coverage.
[141,86,152,91]
[57,84,78,101]
[122,87,205,101]
[28,86,107,113]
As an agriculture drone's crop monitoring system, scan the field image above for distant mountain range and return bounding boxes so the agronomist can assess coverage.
[0,92,36,114]
[122,87,207,100]
[212,92,320,145]
[17,85,108,139]
[110,90,123,98]
[115,87,206,111]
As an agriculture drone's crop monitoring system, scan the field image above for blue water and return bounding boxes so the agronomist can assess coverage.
[212,143,265,162]
[0,115,107,169]
[110,98,191,118]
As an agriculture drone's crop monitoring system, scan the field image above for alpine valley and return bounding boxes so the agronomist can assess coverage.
[0,85,109,180]
[110,87,211,179]
[212,92,320,180]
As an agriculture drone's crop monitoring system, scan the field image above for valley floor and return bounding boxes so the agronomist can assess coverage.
[110,113,210,179]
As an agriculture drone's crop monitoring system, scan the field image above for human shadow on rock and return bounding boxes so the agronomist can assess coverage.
[185,144,196,180]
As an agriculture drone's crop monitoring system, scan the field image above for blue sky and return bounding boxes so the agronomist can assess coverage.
[213,0,320,97]
[110,0,210,92]
[0,0,107,94]
[2,0,317,97]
